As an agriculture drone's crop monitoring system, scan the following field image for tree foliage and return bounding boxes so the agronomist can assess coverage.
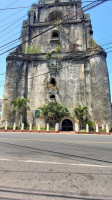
[39,102,70,127]
[74,105,89,129]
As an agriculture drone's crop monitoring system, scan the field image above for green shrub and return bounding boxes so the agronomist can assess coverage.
[54,45,61,53]
[32,126,38,130]
[40,127,46,131]
[45,52,51,59]
[49,127,55,131]
[86,121,95,131]
[8,126,13,130]
[16,126,21,130]
[0,127,5,130]
[99,128,106,132]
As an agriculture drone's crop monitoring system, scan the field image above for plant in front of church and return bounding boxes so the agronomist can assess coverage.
[38,102,70,127]
[74,105,90,130]
[11,97,30,126]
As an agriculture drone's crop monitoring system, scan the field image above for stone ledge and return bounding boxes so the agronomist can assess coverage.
[7,50,106,62]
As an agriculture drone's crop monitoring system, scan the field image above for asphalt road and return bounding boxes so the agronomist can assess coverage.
[0,132,112,200]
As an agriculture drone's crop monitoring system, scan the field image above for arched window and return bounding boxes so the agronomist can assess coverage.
[50,77,56,86]
[49,10,63,21]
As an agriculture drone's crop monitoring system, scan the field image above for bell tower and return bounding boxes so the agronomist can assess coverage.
[1,0,112,128]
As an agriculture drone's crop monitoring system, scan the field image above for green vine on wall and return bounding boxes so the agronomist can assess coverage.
[23,44,42,54]
[45,45,61,60]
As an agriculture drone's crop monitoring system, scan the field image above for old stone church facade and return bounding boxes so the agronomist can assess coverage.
[1,0,112,129]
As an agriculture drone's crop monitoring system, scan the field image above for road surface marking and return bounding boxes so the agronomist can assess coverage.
[0,158,112,168]
[23,160,112,168]
[0,158,13,161]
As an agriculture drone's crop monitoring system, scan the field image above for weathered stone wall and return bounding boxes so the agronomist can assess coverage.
[1,58,27,124]
[2,51,111,127]
[38,5,77,22]
[1,0,112,128]
[90,54,112,124]
[28,21,87,53]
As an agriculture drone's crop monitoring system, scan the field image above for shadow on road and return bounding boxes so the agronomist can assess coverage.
[0,141,112,165]
[0,186,111,200]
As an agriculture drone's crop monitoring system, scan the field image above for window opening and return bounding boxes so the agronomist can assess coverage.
[49,11,63,22]
[34,12,36,23]
[52,31,59,38]
[50,78,56,86]
[50,95,55,99]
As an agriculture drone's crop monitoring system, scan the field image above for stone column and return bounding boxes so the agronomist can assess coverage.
[38,124,40,132]
[5,121,8,131]
[13,123,16,131]
[86,124,89,132]
[102,123,104,130]
[21,123,24,131]
[75,123,79,132]
[96,124,99,133]
[55,123,59,132]
[29,123,32,131]
[106,124,109,133]
[47,123,49,132]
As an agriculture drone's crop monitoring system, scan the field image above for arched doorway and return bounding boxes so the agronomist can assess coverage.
[62,119,73,131]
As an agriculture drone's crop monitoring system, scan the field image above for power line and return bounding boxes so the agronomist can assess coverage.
[0,0,19,13]
[0,0,109,56]
[0,3,54,43]
[0,14,27,35]
[102,41,112,46]
[1,0,108,50]
[0,6,31,11]
[0,0,111,75]
[0,46,111,89]
[0,8,26,23]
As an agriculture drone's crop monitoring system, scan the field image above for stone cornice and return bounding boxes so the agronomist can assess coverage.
[7,50,106,62]
[28,19,89,28]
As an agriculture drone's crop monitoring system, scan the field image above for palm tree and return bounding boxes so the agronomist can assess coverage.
[74,105,89,130]
[11,97,30,125]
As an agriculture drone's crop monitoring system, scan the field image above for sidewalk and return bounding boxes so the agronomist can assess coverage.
[0,129,111,135]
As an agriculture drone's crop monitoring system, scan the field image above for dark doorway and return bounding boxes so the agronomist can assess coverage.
[62,119,73,131]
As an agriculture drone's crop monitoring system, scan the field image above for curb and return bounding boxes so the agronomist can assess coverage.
[0,130,111,135]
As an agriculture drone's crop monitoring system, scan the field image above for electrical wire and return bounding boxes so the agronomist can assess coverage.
[0,45,110,88]
[0,3,55,44]
[0,14,27,35]
[0,0,111,78]
[0,0,19,13]
[1,1,105,47]
[0,0,109,56]
[0,7,27,23]
[0,6,32,11]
